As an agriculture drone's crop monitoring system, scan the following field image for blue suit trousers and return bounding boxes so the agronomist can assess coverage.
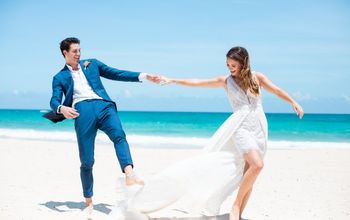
[74,99,133,198]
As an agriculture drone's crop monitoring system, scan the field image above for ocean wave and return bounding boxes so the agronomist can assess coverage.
[0,128,349,149]
[267,140,350,149]
[0,128,207,147]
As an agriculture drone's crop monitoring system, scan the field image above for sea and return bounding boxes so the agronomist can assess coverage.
[0,109,349,149]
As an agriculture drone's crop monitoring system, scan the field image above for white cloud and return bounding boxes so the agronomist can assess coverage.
[342,94,350,103]
[13,89,20,95]
[12,89,28,96]
[124,89,133,98]
[292,91,317,101]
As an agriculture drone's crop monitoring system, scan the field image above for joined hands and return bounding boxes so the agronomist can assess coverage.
[146,74,174,86]
[159,76,174,85]
[146,74,162,84]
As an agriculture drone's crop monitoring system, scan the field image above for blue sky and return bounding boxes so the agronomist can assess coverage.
[0,0,349,113]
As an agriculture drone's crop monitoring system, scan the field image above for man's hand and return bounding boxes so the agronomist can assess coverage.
[60,106,80,119]
[146,74,162,84]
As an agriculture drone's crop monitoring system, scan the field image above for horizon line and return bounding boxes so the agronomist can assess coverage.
[0,108,349,115]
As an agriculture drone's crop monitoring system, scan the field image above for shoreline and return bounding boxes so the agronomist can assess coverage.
[0,128,349,149]
[0,138,349,220]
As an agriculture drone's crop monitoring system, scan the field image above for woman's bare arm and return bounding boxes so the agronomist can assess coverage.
[161,75,227,88]
[255,72,304,119]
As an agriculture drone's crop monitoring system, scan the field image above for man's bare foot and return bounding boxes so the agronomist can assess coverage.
[124,165,144,186]
[83,198,94,220]
[230,205,240,220]
[85,198,93,210]
[125,171,145,186]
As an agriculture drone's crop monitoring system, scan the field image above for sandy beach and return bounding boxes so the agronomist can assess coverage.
[0,138,349,220]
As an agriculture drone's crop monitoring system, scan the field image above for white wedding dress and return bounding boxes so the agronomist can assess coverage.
[115,74,268,219]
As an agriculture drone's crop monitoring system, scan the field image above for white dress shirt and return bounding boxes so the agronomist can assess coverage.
[67,64,102,107]
[57,64,148,113]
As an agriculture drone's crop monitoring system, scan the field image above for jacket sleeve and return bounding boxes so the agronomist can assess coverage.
[94,59,141,82]
[49,76,63,113]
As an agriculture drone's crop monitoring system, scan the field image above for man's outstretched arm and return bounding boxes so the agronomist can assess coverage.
[95,59,161,83]
[95,59,141,82]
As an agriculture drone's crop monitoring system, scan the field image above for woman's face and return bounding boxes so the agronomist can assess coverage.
[226,58,241,77]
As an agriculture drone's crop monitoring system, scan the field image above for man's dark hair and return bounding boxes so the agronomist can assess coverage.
[60,37,80,57]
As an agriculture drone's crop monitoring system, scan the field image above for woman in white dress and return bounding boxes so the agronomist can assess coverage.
[127,46,304,220]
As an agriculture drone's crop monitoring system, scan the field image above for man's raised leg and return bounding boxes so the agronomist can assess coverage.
[97,101,144,185]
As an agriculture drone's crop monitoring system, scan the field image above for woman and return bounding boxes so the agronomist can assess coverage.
[126,46,304,220]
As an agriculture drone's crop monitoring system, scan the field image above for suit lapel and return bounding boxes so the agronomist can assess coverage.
[80,60,95,89]
[80,60,87,75]
[61,66,73,90]
[60,65,73,104]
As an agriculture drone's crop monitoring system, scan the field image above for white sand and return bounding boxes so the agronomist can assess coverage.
[0,138,349,220]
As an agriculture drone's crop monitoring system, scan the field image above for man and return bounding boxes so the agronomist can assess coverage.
[48,37,160,210]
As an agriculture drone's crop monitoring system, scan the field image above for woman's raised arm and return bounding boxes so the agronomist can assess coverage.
[161,75,227,88]
[256,72,304,119]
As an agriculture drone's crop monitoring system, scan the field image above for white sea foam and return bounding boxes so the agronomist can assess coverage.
[0,128,207,148]
[0,128,349,149]
[267,140,350,149]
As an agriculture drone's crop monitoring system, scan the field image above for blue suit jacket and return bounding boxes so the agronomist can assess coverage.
[47,59,141,122]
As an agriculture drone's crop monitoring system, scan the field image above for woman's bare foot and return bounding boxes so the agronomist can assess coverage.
[230,205,240,220]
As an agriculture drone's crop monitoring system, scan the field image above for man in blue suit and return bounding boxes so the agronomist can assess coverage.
[49,37,160,210]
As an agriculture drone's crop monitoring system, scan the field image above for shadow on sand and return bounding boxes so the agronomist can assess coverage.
[149,214,252,220]
[40,200,113,214]
[40,201,252,220]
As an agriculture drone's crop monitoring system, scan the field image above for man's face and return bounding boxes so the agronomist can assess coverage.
[63,43,80,67]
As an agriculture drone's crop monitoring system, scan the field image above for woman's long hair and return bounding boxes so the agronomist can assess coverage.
[226,47,260,96]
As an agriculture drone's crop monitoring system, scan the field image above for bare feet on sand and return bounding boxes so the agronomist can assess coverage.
[83,198,93,219]
[124,165,145,186]
[125,171,145,185]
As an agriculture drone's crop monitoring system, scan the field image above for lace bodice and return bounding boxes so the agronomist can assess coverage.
[226,75,263,112]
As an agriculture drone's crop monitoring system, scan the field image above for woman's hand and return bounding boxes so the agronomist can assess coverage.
[160,76,175,86]
[292,102,304,119]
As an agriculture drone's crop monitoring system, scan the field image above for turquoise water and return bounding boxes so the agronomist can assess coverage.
[0,109,349,142]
